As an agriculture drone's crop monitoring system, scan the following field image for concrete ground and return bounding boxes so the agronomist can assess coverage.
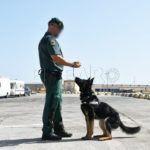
[0,94,150,150]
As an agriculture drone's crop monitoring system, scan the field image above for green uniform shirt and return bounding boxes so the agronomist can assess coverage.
[38,32,63,72]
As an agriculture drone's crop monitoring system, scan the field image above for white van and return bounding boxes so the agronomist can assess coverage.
[10,80,25,96]
[0,77,11,98]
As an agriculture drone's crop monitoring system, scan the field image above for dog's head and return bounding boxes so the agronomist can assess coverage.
[75,77,94,93]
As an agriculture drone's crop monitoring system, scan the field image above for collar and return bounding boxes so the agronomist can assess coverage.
[44,31,52,36]
[80,91,99,104]
[80,90,94,96]
[80,91,93,101]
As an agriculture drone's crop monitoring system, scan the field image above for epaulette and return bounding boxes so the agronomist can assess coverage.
[45,35,56,46]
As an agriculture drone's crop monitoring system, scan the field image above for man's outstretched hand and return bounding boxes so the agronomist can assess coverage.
[51,55,81,68]
[73,61,81,68]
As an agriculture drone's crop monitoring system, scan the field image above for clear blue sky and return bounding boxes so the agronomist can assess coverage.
[0,0,150,84]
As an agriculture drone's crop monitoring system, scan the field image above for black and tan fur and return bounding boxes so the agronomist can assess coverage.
[75,77,141,141]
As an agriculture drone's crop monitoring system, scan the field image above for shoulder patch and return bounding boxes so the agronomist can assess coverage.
[50,39,56,46]
[45,35,56,46]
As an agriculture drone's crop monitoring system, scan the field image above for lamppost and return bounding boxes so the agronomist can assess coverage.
[105,72,109,92]
[105,68,120,93]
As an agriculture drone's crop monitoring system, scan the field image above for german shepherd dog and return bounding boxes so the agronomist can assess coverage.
[75,77,141,141]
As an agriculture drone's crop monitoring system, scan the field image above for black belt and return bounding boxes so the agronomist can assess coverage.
[38,69,62,79]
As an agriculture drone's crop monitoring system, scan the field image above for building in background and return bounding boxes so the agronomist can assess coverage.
[63,81,150,94]
[25,83,45,93]
[25,81,150,94]
[93,84,150,93]
[26,80,79,94]
[63,80,79,94]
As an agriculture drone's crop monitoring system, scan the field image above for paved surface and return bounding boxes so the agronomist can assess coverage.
[0,94,150,150]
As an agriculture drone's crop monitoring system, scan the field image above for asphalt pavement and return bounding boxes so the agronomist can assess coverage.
[0,94,150,150]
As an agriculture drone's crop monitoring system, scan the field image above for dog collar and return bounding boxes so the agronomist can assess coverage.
[89,101,99,105]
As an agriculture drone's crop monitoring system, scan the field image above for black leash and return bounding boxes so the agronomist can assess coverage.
[73,67,75,78]
[119,111,140,126]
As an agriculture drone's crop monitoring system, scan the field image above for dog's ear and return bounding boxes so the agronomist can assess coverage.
[90,78,94,85]
[88,77,91,81]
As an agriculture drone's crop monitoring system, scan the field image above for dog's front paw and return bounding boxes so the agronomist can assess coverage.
[99,136,112,141]
[81,136,93,140]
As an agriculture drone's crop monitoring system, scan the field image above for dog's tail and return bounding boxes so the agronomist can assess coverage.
[119,120,141,134]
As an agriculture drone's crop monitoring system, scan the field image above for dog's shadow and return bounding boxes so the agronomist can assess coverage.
[0,136,136,147]
[93,135,135,139]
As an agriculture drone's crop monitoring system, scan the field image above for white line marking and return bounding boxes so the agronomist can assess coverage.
[0,124,42,128]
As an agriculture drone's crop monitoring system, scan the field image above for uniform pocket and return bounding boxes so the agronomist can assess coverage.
[47,74,57,85]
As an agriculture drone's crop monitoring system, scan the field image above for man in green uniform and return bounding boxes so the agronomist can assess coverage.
[38,18,81,141]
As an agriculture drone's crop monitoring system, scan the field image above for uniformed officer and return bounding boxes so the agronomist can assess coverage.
[38,18,81,141]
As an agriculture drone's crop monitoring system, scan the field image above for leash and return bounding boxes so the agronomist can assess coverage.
[119,111,140,126]
[73,67,75,78]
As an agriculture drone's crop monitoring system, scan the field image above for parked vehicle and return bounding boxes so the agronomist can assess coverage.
[0,77,11,98]
[24,86,31,96]
[10,80,25,96]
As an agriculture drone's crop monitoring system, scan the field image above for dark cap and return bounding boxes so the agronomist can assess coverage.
[48,18,64,30]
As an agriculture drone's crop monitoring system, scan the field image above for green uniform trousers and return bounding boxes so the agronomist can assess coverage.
[40,73,63,135]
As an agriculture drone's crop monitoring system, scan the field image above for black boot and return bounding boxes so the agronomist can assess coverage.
[42,117,62,141]
[54,122,72,138]
[55,130,72,138]
[42,133,62,141]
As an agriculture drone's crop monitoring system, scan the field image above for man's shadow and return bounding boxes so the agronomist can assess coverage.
[0,136,135,147]
[0,138,82,147]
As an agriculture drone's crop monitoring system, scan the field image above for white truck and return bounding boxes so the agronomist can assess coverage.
[0,77,11,98]
[10,80,25,96]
